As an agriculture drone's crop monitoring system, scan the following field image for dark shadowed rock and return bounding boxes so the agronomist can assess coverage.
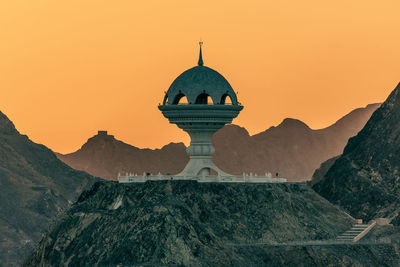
[0,111,18,135]
[235,243,400,267]
[0,111,97,266]
[24,181,358,266]
[313,83,400,224]
[310,156,340,186]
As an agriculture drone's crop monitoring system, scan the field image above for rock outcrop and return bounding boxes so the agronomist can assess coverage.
[310,156,339,186]
[0,111,97,266]
[25,181,356,266]
[313,83,400,224]
[58,104,379,181]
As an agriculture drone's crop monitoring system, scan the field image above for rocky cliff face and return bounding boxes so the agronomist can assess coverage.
[58,104,379,181]
[25,181,356,266]
[0,111,97,266]
[310,156,340,186]
[313,83,400,224]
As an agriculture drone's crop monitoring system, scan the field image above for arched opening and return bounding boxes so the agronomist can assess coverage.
[195,93,213,104]
[220,94,233,105]
[172,93,188,104]
[209,168,218,176]
[163,94,168,105]
[197,167,218,176]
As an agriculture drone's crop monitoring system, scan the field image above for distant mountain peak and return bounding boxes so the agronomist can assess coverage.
[0,111,18,135]
[72,130,122,155]
[58,131,188,179]
[278,118,310,130]
[85,130,116,143]
[366,103,381,109]
[58,103,379,181]
[215,124,250,138]
[90,130,115,140]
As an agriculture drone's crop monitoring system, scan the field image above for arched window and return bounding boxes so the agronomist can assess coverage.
[220,94,233,105]
[163,94,168,105]
[172,93,188,104]
[195,93,213,104]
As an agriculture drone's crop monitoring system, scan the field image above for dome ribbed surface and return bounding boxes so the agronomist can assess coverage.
[164,66,238,105]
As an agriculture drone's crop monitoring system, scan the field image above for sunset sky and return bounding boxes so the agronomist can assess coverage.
[1,1,399,153]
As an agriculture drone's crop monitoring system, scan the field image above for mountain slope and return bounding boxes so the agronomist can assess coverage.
[0,111,97,266]
[58,104,379,181]
[310,155,339,186]
[57,131,188,180]
[213,103,380,180]
[25,180,357,266]
[313,83,400,223]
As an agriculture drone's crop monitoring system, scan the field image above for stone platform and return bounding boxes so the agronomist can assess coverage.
[118,172,287,183]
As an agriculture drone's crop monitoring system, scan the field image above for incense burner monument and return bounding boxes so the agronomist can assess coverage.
[119,43,286,183]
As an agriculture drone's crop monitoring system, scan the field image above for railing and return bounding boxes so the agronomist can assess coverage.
[118,172,287,184]
[353,221,377,242]
[162,103,238,106]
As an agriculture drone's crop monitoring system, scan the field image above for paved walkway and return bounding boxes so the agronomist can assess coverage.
[226,239,390,247]
[227,221,382,247]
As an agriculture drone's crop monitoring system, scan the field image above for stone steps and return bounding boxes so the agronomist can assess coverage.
[336,223,371,242]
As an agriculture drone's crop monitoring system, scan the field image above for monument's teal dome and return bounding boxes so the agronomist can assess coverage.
[162,44,239,106]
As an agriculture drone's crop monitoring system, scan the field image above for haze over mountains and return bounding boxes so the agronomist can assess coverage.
[56,132,188,180]
[0,112,97,266]
[58,103,379,181]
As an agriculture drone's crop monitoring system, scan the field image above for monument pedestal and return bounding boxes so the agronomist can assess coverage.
[159,104,242,177]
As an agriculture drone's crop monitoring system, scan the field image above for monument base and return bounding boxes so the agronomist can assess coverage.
[117,172,287,184]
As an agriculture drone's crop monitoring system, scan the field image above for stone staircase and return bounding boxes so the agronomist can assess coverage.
[336,222,375,242]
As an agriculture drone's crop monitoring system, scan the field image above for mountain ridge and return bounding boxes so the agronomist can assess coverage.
[57,103,380,181]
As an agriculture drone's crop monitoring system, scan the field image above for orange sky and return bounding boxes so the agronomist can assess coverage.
[1,1,399,153]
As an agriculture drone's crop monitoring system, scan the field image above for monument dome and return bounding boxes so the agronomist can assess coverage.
[163,66,239,106]
[163,42,239,106]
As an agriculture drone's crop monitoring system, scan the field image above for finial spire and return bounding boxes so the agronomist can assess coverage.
[198,41,204,66]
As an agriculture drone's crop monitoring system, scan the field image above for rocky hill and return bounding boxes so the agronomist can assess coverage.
[58,104,379,181]
[25,180,361,266]
[0,111,97,266]
[313,83,400,224]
